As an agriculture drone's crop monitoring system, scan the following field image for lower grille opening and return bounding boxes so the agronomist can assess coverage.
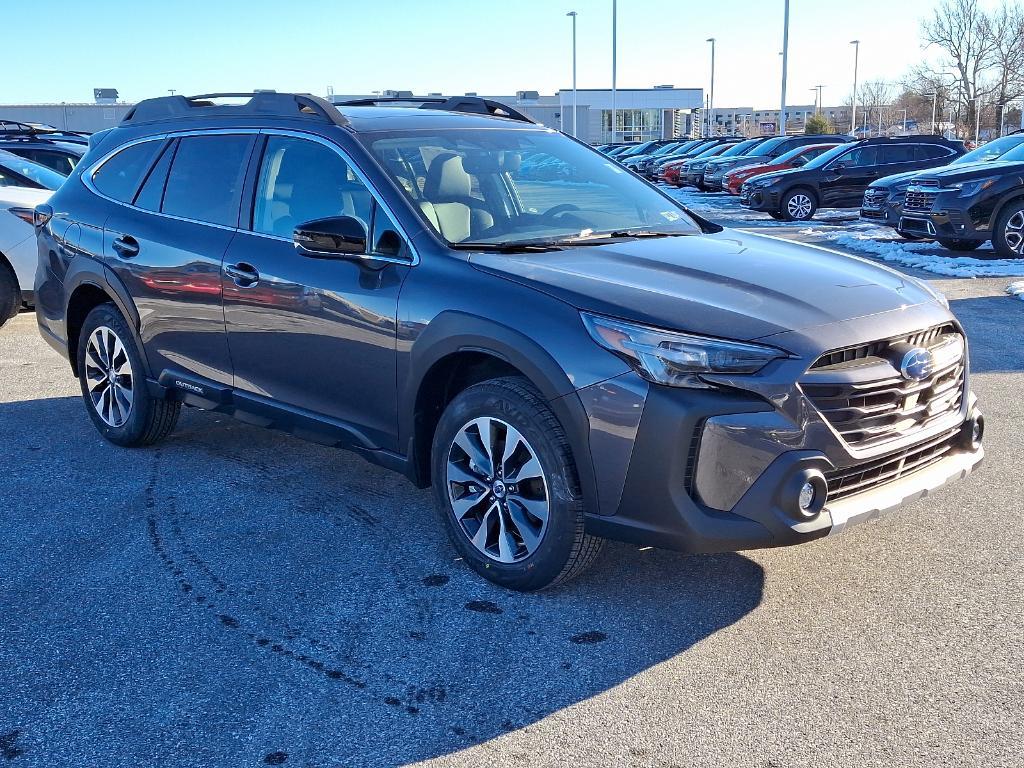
[825,428,961,502]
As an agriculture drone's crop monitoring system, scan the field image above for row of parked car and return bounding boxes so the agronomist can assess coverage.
[0,121,87,325]
[597,129,1024,257]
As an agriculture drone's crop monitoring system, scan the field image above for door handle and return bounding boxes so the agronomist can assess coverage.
[225,262,260,286]
[112,234,140,259]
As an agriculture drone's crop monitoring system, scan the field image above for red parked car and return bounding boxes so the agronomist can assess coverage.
[659,160,687,186]
[723,143,842,195]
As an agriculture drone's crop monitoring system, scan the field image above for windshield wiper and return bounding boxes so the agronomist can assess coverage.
[450,241,566,253]
[558,230,694,244]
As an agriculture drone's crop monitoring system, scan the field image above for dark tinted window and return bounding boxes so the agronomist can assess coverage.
[252,135,373,239]
[917,144,952,160]
[838,145,878,167]
[880,145,916,163]
[133,140,174,211]
[162,134,252,227]
[92,140,162,202]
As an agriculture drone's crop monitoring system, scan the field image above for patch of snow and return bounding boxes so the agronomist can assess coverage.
[1007,281,1024,300]
[824,232,1024,278]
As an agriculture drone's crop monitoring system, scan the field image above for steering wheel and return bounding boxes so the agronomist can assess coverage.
[540,203,581,220]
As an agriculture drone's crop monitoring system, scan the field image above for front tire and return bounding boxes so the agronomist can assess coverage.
[77,303,181,447]
[992,201,1024,259]
[431,377,603,591]
[936,238,983,253]
[781,189,817,221]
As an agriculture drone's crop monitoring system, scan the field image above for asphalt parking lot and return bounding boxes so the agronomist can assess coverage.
[2,234,1023,766]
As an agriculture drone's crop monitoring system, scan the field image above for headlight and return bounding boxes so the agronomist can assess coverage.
[944,177,998,197]
[751,176,777,188]
[582,313,788,388]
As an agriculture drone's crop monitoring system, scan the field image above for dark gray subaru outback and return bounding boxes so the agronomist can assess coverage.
[34,93,984,590]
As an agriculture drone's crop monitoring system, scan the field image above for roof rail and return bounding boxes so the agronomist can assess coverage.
[121,92,348,127]
[0,120,91,142]
[334,96,537,124]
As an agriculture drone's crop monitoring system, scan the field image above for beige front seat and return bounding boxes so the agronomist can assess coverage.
[419,153,493,243]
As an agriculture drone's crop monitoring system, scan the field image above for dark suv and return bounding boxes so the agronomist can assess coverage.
[34,93,984,591]
[0,121,86,174]
[898,137,1024,258]
[702,133,853,191]
[741,136,964,220]
[861,133,1024,247]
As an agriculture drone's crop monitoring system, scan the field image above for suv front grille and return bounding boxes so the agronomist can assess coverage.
[802,325,966,450]
[904,189,938,212]
[825,428,961,502]
[862,188,889,208]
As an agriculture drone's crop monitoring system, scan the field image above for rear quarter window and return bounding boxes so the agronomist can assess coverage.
[92,140,163,202]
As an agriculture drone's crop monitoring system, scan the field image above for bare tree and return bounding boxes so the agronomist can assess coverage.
[858,80,895,135]
[980,2,1024,134]
[920,0,997,133]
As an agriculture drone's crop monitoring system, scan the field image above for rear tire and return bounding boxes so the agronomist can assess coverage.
[992,200,1024,259]
[0,257,19,327]
[781,188,817,221]
[936,238,983,253]
[77,303,181,447]
[431,377,603,591]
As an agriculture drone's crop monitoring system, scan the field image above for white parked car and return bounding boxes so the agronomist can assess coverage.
[0,149,64,326]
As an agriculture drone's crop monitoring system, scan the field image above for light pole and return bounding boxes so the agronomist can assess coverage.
[779,0,790,136]
[975,97,982,143]
[899,108,908,133]
[611,0,617,143]
[849,40,860,135]
[706,37,716,138]
[567,11,578,138]
[814,85,824,114]
[926,92,938,134]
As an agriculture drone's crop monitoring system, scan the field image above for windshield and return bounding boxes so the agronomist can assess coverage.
[618,141,656,157]
[774,143,836,164]
[650,142,686,156]
[747,137,787,157]
[800,143,854,170]
[366,128,701,246]
[954,135,1024,164]
[0,150,66,190]
[717,139,764,158]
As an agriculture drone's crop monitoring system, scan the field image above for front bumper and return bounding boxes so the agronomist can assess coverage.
[899,190,990,241]
[740,185,780,211]
[580,370,984,555]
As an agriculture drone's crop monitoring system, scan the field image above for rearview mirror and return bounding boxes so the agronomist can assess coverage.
[294,216,367,257]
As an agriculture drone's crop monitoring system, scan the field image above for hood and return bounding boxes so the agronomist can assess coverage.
[0,187,51,207]
[727,160,785,178]
[910,159,1024,185]
[468,230,938,344]
[869,169,922,190]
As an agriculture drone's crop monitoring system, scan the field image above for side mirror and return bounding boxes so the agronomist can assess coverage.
[832,161,850,173]
[790,157,807,167]
[294,216,367,257]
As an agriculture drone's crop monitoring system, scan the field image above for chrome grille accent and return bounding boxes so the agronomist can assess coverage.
[862,188,889,208]
[802,325,966,450]
[904,189,938,212]
[825,428,961,501]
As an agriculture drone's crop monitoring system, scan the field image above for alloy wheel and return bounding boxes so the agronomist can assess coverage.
[1004,211,1024,255]
[84,326,134,428]
[787,193,813,219]
[446,417,550,564]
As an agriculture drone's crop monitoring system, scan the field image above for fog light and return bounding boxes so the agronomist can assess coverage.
[960,412,984,450]
[798,482,816,512]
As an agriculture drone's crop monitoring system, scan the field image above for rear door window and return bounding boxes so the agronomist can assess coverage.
[15,148,78,175]
[838,146,878,167]
[161,134,253,227]
[92,140,163,202]
[879,145,916,164]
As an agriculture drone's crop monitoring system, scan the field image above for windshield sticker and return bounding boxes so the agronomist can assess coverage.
[660,211,682,221]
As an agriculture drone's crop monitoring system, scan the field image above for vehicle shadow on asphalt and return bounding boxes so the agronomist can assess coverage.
[950,295,1024,375]
[0,396,765,767]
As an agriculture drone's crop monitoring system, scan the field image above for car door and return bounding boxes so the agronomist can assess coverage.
[101,132,255,386]
[221,131,414,451]
[820,145,879,206]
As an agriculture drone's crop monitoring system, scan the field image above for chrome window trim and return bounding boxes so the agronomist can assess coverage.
[82,127,419,265]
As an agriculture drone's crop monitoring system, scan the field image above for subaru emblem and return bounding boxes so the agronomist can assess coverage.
[900,347,934,381]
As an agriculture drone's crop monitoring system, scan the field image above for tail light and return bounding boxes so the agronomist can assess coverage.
[8,207,34,225]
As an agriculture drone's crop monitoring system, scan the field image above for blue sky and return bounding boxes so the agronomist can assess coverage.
[8,0,946,108]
